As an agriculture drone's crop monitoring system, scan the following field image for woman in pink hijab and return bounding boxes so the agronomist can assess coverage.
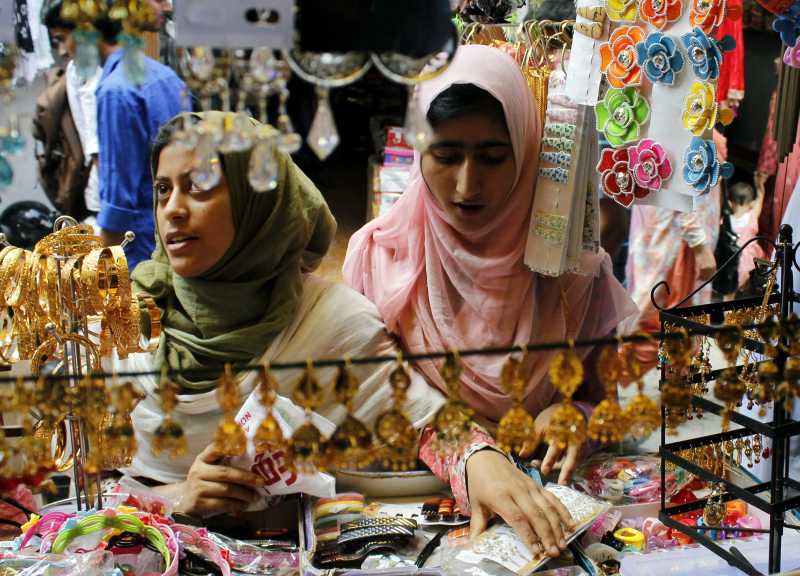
[344,45,636,555]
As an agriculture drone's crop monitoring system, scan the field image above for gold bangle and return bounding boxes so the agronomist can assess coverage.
[34,224,102,257]
[136,293,161,353]
[5,250,31,308]
[0,248,24,307]
[109,245,131,311]
[82,247,115,314]
[30,333,101,375]
[59,256,85,317]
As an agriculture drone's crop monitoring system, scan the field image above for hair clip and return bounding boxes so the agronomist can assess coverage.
[546,108,579,125]
[577,5,608,22]
[681,27,736,82]
[544,123,576,139]
[596,147,649,208]
[682,81,733,135]
[538,167,569,184]
[533,211,568,243]
[639,0,683,30]
[542,137,574,153]
[600,26,645,88]
[682,136,734,193]
[595,87,650,147]
[607,0,638,21]
[690,0,741,34]
[575,21,605,39]
[635,32,685,85]
[540,151,572,169]
[628,139,673,191]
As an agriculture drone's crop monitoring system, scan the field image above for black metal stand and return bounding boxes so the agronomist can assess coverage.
[658,225,800,575]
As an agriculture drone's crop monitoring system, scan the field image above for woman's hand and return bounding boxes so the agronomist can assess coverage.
[518,404,584,485]
[692,243,717,282]
[466,449,574,557]
[168,444,264,517]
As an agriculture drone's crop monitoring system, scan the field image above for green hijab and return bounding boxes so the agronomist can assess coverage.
[132,112,336,392]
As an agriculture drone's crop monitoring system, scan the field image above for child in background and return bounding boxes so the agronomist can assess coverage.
[729,181,766,291]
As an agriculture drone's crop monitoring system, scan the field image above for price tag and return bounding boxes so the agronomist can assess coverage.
[173,0,294,48]
[0,0,14,43]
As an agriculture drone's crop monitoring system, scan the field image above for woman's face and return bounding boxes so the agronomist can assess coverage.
[421,112,516,228]
[154,144,236,278]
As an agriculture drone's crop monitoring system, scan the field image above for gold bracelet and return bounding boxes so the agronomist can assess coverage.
[109,245,131,311]
[136,293,162,353]
[5,250,32,308]
[0,248,24,307]
[30,332,100,375]
[82,247,115,314]
[34,224,102,257]
[59,256,85,317]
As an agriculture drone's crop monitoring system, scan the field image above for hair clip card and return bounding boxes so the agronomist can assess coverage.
[173,0,294,49]
[565,0,609,105]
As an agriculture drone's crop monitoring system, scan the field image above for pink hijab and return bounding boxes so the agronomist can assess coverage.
[344,45,636,423]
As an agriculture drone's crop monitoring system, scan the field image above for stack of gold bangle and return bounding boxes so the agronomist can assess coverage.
[0,225,161,367]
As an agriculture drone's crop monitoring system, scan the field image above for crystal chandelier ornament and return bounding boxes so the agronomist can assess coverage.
[371,25,459,151]
[284,50,373,160]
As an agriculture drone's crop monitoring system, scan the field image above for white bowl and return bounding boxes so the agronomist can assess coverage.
[335,469,448,498]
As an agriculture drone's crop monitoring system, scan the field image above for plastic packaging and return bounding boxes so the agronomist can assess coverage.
[0,550,116,575]
[572,454,692,504]
[231,393,336,507]
[113,476,174,516]
[208,531,299,575]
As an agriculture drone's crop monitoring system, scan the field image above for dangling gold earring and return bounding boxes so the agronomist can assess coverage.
[588,342,628,444]
[431,351,475,454]
[326,359,374,469]
[496,347,535,455]
[660,328,693,432]
[714,325,745,431]
[289,359,326,472]
[622,341,660,440]
[213,364,247,457]
[374,353,418,471]
[254,362,286,455]
[152,368,187,457]
[545,342,587,450]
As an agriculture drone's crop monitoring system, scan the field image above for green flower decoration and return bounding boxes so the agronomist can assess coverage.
[595,87,651,148]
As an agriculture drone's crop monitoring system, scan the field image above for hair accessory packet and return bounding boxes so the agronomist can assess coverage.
[0,549,116,576]
[445,484,610,575]
[231,388,336,508]
[572,454,693,504]
[207,531,300,575]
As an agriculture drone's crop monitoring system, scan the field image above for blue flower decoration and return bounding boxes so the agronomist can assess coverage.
[680,27,736,81]
[773,3,800,48]
[683,136,734,193]
[635,33,685,85]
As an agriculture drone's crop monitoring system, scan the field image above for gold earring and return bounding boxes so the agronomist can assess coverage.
[213,364,247,457]
[496,349,536,455]
[622,343,660,439]
[374,354,418,471]
[326,359,374,469]
[431,351,475,454]
[254,362,286,455]
[545,343,588,450]
[588,344,627,444]
[289,360,326,472]
[152,368,187,457]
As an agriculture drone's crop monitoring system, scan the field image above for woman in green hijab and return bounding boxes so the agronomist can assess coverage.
[120,112,444,517]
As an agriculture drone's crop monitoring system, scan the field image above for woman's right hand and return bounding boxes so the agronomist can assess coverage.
[173,444,264,517]
[466,449,574,557]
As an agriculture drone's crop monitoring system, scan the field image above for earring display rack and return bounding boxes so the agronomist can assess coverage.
[659,225,800,576]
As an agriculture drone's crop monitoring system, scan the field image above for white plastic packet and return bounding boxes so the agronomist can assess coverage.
[231,391,336,508]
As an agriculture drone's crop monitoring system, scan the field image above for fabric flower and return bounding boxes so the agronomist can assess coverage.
[600,26,646,88]
[683,136,734,193]
[635,32,684,85]
[608,0,639,21]
[595,87,651,147]
[773,3,800,48]
[785,42,800,68]
[628,139,673,190]
[639,0,683,30]
[682,81,734,135]
[597,148,649,207]
[690,0,741,34]
[680,27,735,81]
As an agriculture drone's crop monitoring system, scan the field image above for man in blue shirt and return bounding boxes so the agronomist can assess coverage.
[94,16,188,269]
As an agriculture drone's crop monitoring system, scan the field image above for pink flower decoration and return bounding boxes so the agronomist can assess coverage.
[785,43,800,69]
[628,139,673,191]
[597,148,649,207]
